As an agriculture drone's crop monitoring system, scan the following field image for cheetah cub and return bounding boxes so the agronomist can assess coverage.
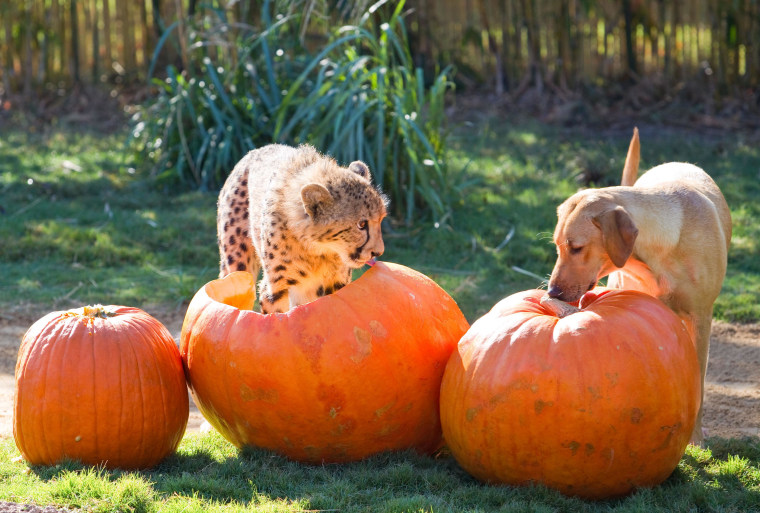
[217,144,388,314]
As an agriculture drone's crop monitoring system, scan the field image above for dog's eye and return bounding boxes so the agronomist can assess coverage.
[569,245,583,255]
[357,220,368,230]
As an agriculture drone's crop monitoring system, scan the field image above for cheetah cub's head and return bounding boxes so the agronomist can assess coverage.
[300,160,388,268]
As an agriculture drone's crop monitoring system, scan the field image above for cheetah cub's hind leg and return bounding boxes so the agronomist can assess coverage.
[217,164,258,279]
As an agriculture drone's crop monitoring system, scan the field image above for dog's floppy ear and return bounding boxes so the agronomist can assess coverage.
[592,207,639,267]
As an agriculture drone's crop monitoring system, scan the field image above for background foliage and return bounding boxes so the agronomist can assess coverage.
[130,0,454,224]
[3,118,758,323]
[2,0,760,222]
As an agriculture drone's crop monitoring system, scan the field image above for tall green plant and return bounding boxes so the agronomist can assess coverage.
[131,1,305,191]
[273,1,454,223]
[130,0,454,224]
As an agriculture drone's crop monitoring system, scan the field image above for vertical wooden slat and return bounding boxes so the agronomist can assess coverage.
[1,3,15,93]
[23,1,33,95]
[70,0,81,84]
[102,0,112,74]
[83,0,91,78]
[622,0,637,74]
[51,0,60,77]
[732,0,739,83]
[576,1,587,83]
[119,1,136,74]
[477,0,504,94]
[502,0,514,83]
[650,0,659,73]
[60,0,69,84]
[711,0,720,83]
[91,0,100,81]
[661,0,671,82]
[717,1,728,87]
[521,0,541,88]
[140,0,151,72]
[174,0,188,71]
[749,0,758,85]
[41,0,52,82]
[556,0,569,87]
[693,0,701,70]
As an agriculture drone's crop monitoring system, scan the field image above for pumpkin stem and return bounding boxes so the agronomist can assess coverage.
[540,295,581,318]
[82,304,112,319]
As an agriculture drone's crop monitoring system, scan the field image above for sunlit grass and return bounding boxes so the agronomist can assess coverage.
[2,433,760,512]
[2,114,760,512]
[1,117,759,322]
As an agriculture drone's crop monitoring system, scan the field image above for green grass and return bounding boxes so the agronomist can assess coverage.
[2,118,760,321]
[2,433,760,512]
[2,117,760,511]
[0,125,219,312]
[386,120,760,322]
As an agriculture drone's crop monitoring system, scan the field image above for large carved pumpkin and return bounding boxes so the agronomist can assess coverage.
[439,288,699,499]
[180,261,469,464]
[14,305,189,469]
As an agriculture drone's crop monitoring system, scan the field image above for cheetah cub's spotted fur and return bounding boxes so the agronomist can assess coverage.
[217,144,388,314]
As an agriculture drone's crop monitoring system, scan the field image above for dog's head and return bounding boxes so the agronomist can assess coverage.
[547,191,639,302]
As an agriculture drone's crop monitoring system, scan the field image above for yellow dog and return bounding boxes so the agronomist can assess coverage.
[548,129,732,444]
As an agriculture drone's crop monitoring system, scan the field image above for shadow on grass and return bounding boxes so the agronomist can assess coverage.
[13,434,760,512]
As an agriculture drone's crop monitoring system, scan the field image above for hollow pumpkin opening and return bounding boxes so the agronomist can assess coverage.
[205,265,374,314]
[205,272,257,311]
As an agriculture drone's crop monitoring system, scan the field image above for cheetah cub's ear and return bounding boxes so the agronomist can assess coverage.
[349,161,371,180]
[301,183,334,220]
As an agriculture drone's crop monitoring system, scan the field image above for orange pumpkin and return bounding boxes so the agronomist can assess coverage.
[607,258,696,341]
[439,288,699,499]
[14,305,189,469]
[607,257,662,297]
[180,261,469,464]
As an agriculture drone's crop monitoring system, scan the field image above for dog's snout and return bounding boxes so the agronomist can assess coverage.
[547,285,564,299]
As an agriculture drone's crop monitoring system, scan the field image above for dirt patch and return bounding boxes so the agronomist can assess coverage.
[703,322,760,438]
[0,501,79,513]
[0,308,758,441]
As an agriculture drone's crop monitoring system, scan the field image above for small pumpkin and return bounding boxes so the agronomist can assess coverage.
[14,305,189,469]
[439,288,699,499]
[180,261,469,464]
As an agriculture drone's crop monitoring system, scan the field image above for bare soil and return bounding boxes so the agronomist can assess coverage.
[0,502,79,513]
[1,308,758,441]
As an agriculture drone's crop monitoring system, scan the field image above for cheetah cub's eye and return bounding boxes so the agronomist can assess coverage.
[357,220,368,230]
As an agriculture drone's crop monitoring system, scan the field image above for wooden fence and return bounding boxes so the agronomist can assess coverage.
[409,0,760,95]
[1,0,165,95]
[1,1,758,98]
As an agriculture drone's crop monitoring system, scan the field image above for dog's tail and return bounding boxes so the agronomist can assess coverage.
[621,127,640,186]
